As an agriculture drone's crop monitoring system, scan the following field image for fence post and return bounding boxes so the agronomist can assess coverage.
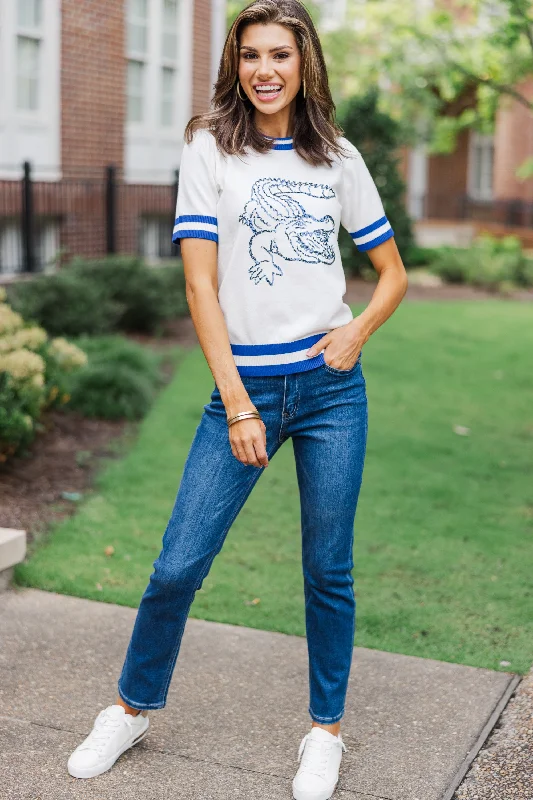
[21,161,35,272]
[105,164,117,255]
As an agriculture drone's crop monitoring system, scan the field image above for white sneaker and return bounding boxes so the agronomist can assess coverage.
[292,726,347,800]
[67,704,150,779]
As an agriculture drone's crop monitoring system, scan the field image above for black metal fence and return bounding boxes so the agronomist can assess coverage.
[0,162,180,276]
[425,193,533,229]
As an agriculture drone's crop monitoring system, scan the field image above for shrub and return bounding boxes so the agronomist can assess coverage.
[0,287,87,461]
[428,246,470,284]
[70,256,187,333]
[64,334,163,420]
[520,258,533,287]
[71,334,163,387]
[403,245,440,268]
[0,369,43,461]
[6,256,188,337]
[7,270,121,336]
[429,234,531,291]
[67,362,155,420]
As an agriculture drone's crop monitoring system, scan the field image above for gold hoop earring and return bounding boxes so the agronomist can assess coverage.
[236,80,246,101]
[302,77,306,99]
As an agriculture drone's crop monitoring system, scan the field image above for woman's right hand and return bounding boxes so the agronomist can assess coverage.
[228,415,269,468]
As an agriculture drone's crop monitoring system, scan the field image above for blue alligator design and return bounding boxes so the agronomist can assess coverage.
[238,177,336,286]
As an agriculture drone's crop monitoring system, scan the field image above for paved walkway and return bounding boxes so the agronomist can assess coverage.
[0,587,520,800]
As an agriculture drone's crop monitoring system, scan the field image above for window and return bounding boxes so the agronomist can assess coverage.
[161,67,175,126]
[18,0,43,28]
[162,0,178,60]
[0,222,23,275]
[140,216,178,260]
[127,60,145,123]
[468,132,494,201]
[0,218,59,275]
[127,0,149,122]
[17,37,40,110]
[161,0,179,127]
[127,0,149,56]
[16,0,43,111]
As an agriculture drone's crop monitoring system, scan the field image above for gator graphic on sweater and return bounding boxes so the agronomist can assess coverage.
[239,178,336,286]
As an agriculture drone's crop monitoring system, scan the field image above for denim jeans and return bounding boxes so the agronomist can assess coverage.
[118,354,368,724]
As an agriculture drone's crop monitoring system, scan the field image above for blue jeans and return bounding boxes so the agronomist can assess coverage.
[118,355,368,724]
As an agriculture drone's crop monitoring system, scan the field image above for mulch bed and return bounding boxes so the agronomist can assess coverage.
[1,279,531,544]
[0,411,131,539]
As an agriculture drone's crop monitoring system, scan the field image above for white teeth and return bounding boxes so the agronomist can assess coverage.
[255,85,282,93]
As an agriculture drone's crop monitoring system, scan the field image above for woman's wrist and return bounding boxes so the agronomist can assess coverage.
[219,383,255,417]
[347,315,372,347]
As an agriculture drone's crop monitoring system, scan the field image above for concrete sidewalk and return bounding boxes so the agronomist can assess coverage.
[0,587,520,800]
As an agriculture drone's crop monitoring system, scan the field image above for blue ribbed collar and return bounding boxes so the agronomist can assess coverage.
[260,133,294,150]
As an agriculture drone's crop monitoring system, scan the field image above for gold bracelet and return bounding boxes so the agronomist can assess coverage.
[227,410,261,428]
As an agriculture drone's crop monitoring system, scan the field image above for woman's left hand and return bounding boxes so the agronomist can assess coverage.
[306,319,368,371]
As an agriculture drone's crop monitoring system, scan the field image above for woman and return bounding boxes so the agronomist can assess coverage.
[67,1,407,797]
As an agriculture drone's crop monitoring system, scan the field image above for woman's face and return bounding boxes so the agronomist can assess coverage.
[237,23,302,117]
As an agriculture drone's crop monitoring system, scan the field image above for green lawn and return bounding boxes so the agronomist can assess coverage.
[15,301,533,674]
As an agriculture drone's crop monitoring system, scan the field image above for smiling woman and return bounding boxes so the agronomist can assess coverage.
[67,2,408,798]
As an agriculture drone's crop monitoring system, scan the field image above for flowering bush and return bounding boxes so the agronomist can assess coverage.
[0,286,87,462]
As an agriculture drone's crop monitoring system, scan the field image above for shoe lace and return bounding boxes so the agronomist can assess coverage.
[80,708,132,753]
[297,733,347,778]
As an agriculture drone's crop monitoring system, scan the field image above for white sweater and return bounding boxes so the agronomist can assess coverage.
[173,129,394,376]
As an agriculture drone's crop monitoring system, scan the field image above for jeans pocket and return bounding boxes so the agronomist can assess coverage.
[323,353,362,376]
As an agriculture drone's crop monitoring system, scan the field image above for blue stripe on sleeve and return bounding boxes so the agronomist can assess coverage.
[356,228,394,252]
[172,230,218,243]
[350,215,388,238]
[176,214,218,226]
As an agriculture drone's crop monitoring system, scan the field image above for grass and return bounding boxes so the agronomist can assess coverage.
[15,301,533,675]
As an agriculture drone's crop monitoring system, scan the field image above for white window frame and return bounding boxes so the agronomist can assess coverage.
[0,0,61,181]
[160,0,179,128]
[16,35,41,112]
[127,59,147,124]
[468,131,494,202]
[125,0,194,184]
[127,0,150,124]
[16,1,43,112]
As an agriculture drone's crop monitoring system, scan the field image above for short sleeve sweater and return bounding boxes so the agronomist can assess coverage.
[172,128,394,377]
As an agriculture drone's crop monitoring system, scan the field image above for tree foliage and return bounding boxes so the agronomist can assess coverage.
[337,88,415,275]
[320,0,533,178]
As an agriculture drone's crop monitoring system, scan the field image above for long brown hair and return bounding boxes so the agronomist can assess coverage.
[184,0,349,167]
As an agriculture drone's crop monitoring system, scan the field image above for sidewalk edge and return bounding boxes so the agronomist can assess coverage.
[440,672,522,800]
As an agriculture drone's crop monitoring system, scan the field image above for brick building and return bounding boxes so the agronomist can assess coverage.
[406,75,533,249]
[0,0,227,275]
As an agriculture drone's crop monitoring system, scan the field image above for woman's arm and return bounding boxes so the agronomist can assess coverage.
[180,237,269,469]
[305,237,408,369]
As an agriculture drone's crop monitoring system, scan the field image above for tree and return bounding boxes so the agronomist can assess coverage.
[319,0,533,179]
[337,88,415,276]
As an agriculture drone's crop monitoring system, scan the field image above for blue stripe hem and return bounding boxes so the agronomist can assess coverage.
[236,353,325,376]
[231,332,328,356]
[356,227,394,252]
[172,230,218,243]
